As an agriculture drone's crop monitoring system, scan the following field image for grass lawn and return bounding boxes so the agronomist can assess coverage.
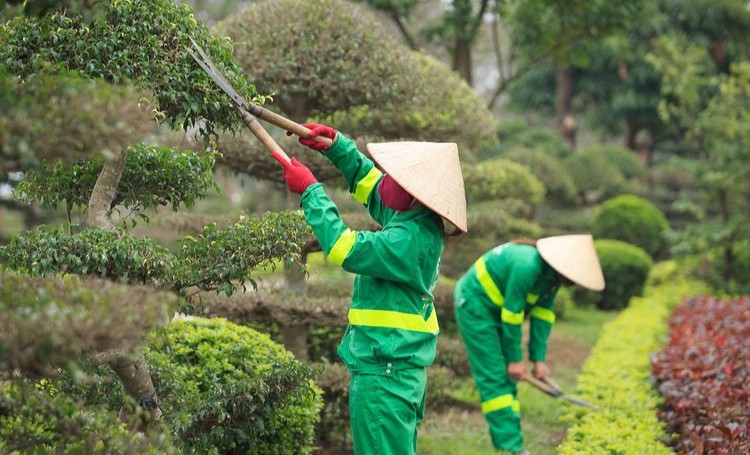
[418,306,617,455]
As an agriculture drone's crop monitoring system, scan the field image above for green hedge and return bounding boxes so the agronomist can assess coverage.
[574,239,653,311]
[145,317,322,454]
[593,194,670,258]
[0,380,177,454]
[558,265,707,454]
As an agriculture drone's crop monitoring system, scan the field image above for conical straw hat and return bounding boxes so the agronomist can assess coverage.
[367,141,467,234]
[537,234,605,291]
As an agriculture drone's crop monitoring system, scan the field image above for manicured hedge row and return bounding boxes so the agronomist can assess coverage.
[558,263,707,454]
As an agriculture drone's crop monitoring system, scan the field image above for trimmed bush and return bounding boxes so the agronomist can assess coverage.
[494,121,573,159]
[0,380,177,454]
[504,148,577,205]
[592,194,670,258]
[144,317,322,455]
[463,158,545,209]
[583,144,647,180]
[574,240,653,310]
[216,0,497,157]
[0,270,175,377]
[564,151,625,205]
[0,0,261,136]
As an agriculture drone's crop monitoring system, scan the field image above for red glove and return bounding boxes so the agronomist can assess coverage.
[272,151,318,194]
[293,123,336,151]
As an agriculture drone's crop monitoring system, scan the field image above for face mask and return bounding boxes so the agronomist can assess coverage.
[378,174,415,212]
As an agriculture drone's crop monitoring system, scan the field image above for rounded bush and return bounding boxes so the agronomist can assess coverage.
[144,317,322,455]
[463,158,545,208]
[574,239,653,310]
[592,194,670,258]
[494,121,573,159]
[564,151,625,204]
[583,144,647,179]
[216,0,497,156]
[504,148,577,204]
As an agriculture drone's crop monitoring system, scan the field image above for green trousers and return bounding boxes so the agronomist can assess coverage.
[455,290,523,453]
[349,368,427,455]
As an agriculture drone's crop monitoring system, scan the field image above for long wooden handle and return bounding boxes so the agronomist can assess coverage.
[244,103,333,147]
[525,375,562,397]
[243,112,290,163]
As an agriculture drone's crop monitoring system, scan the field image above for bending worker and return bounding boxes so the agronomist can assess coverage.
[454,235,605,454]
[272,123,467,455]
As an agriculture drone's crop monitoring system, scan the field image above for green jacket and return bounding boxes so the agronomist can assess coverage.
[456,243,560,363]
[299,133,445,374]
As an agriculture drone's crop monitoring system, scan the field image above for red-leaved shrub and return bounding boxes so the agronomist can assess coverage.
[652,296,750,454]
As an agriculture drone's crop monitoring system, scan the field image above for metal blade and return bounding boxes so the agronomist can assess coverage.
[560,394,600,410]
[188,39,250,111]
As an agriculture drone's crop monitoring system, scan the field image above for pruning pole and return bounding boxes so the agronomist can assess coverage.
[242,110,290,163]
[244,103,333,148]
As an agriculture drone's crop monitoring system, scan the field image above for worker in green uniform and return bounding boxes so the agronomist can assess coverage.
[454,235,605,454]
[272,123,467,455]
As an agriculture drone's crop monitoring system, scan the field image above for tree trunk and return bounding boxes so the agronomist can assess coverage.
[87,148,126,229]
[109,352,163,427]
[280,250,310,360]
[452,39,474,86]
[555,65,576,148]
[86,147,163,428]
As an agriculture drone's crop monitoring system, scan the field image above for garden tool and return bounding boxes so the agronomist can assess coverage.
[525,376,600,410]
[187,38,333,153]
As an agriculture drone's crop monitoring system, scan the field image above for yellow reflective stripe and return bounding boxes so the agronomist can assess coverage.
[481,394,521,414]
[530,307,556,324]
[526,293,539,304]
[348,308,439,335]
[328,229,356,265]
[475,257,504,306]
[353,167,383,204]
[501,307,524,325]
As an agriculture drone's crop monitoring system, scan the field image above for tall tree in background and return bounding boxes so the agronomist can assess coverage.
[507,0,645,147]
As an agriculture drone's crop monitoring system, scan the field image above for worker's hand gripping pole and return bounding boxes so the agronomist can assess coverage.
[244,104,333,148]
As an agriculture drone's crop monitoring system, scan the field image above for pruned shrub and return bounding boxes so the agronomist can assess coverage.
[0,270,175,377]
[564,151,625,205]
[0,380,177,454]
[145,317,323,455]
[583,144,647,180]
[463,158,545,210]
[504,148,577,204]
[494,120,573,159]
[573,239,653,311]
[216,0,497,156]
[0,0,261,136]
[592,194,670,258]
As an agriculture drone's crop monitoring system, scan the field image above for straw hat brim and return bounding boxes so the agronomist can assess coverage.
[367,141,467,234]
[537,234,605,291]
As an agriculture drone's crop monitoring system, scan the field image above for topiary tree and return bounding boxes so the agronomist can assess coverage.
[0,1,320,449]
[573,239,653,311]
[592,194,670,259]
[215,0,498,157]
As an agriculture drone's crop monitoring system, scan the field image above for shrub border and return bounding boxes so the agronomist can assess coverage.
[558,271,707,454]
